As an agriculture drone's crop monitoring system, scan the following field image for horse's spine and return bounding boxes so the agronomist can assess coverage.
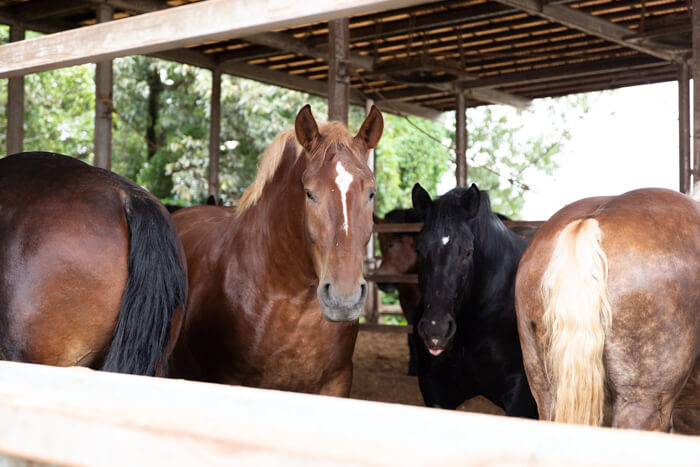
[540,218,612,425]
[101,194,187,376]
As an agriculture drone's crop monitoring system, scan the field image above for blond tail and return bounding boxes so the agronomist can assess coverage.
[540,218,612,425]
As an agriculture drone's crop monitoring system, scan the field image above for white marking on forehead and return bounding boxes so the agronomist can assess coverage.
[441,236,450,245]
[335,161,354,234]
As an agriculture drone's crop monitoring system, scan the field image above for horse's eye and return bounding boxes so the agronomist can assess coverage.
[387,242,395,249]
[368,190,376,202]
[465,250,472,257]
[305,189,317,203]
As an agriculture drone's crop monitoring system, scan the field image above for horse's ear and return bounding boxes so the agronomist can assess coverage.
[412,183,432,220]
[461,183,481,218]
[355,105,383,151]
[295,104,320,152]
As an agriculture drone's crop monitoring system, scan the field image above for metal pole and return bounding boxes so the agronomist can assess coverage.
[94,4,113,170]
[328,18,350,124]
[6,25,25,156]
[455,93,468,187]
[208,68,222,199]
[679,64,691,194]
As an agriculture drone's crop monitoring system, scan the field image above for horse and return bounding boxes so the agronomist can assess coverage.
[0,152,187,376]
[168,105,383,396]
[374,208,422,375]
[410,183,537,417]
[515,188,700,431]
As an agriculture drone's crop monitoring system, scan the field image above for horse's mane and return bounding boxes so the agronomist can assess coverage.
[236,121,359,215]
[385,207,422,224]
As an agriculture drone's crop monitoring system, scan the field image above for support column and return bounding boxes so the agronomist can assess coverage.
[328,18,350,124]
[364,99,379,324]
[679,65,691,194]
[94,4,113,169]
[692,2,700,187]
[455,93,468,187]
[6,25,25,156]
[208,68,222,199]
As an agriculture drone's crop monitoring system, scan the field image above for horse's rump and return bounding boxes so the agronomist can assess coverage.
[517,188,700,431]
[0,152,186,376]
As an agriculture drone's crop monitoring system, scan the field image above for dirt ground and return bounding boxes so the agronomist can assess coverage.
[349,326,505,416]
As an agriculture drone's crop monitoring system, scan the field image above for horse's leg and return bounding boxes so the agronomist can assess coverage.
[606,300,697,432]
[515,305,553,421]
[319,366,354,397]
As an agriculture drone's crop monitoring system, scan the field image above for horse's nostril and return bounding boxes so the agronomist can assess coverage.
[359,282,367,302]
[446,319,456,340]
[322,282,332,301]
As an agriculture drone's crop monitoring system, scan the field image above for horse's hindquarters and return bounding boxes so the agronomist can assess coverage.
[0,203,128,367]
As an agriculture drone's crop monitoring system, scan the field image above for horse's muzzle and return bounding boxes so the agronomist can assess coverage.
[417,315,456,356]
[318,280,367,322]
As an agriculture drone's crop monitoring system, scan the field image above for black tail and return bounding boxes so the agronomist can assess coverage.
[101,194,187,376]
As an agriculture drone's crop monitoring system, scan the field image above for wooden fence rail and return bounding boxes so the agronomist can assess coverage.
[0,362,698,466]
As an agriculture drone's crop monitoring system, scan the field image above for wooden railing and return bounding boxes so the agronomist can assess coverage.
[1,361,697,466]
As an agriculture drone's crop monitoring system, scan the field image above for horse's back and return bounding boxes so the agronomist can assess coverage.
[0,153,131,366]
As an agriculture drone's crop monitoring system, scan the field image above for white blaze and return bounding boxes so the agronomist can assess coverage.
[335,161,353,234]
[441,236,450,245]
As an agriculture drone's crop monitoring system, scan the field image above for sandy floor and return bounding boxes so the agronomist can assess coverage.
[349,327,505,416]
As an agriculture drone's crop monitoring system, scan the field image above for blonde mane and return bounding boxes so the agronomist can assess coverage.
[236,121,360,214]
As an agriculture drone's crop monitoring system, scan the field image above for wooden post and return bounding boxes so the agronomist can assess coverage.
[328,18,350,124]
[94,4,113,170]
[455,93,468,187]
[693,2,700,187]
[208,68,222,199]
[679,65,691,194]
[364,99,379,324]
[6,25,25,156]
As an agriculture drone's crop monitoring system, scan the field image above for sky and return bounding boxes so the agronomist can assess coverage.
[520,81,680,220]
[436,81,682,220]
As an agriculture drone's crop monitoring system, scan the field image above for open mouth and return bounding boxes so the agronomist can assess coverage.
[427,347,444,356]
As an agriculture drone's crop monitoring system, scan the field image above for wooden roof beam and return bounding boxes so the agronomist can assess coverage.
[242,31,375,71]
[0,0,443,78]
[4,0,91,22]
[458,56,663,90]
[494,0,688,64]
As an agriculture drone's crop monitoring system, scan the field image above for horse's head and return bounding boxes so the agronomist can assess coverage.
[375,209,419,293]
[295,105,383,322]
[412,183,481,356]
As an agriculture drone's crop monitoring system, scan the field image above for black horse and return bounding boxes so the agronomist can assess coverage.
[411,183,537,417]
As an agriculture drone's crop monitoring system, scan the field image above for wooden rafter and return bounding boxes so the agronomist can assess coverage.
[494,0,688,64]
[0,0,443,78]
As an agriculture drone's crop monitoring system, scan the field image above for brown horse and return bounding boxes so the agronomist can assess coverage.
[0,152,187,375]
[169,105,383,396]
[515,188,700,431]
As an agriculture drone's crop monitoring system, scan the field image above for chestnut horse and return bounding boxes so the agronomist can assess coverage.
[515,188,700,431]
[169,105,382,395]
[0,152,187,375]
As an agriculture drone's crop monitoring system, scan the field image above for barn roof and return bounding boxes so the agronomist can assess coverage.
[0,0,691,116]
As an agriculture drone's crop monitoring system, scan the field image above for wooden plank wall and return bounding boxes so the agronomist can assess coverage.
[0,362,697,466]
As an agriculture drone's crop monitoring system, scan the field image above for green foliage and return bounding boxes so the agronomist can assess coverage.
[374,114,451,217]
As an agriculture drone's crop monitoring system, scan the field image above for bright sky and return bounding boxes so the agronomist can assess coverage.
[520,81,680,220]
[436,81,681,220]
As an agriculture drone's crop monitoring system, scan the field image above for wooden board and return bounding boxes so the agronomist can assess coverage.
[0,361,698,466]
[0,0,440,78]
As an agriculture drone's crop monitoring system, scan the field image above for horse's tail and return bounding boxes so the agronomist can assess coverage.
[540,218,612,425]
[101,193,187,376]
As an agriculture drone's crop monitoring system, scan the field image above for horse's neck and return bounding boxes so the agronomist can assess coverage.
[467,215,525,310]
[231,159,316,292]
